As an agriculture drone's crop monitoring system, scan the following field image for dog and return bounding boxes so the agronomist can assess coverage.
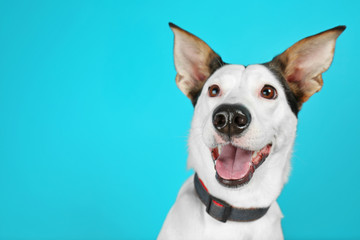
[158,23,345,240]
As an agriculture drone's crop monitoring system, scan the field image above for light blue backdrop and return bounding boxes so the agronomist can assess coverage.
[0,1,359,239]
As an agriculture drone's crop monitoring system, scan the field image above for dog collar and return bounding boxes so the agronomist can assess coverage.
[194,173,270,223]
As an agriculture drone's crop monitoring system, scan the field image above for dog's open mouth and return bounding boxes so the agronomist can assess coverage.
[211,144,272,187]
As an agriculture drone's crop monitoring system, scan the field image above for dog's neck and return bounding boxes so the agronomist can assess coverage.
[187,129,295,209]
[194,173,271,222]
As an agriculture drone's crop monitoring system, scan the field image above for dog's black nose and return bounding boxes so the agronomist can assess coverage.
[212,104,251,137]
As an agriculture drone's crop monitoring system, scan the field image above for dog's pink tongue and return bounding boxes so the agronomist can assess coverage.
[215,145,252,180]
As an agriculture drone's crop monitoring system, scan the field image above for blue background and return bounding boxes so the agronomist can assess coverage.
[0,1,359,239]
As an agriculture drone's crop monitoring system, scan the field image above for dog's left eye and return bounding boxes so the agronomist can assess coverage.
[208,85,220,97]
[261,85,277,99]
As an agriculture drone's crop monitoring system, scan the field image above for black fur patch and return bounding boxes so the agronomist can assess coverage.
[191,56,226,106]
[263,62,299,117]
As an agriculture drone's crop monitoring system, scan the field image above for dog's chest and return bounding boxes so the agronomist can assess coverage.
[158,176,284,240]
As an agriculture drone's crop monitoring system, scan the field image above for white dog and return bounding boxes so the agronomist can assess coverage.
[158,23,345,240]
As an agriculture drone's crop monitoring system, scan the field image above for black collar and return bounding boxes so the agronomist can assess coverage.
[194,173,270,223]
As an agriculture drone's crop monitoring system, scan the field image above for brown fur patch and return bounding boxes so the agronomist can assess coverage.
[169,23,225,105]
[267,25,345,110]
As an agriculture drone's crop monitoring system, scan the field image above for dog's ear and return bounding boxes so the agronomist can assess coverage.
[169,23,224,105]
[269,26,345,108]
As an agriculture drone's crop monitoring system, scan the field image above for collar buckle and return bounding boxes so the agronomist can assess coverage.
[206,195,232,223]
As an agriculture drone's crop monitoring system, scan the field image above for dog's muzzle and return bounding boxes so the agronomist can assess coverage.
[212,104,251,137]
[211,104,265,188]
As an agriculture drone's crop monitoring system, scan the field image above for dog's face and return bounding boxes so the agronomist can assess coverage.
[170,23,344,204]
[194,64,297,187]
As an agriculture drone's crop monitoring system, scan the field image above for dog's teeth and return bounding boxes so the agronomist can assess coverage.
[218,145,222,155]
[252,151,258,158]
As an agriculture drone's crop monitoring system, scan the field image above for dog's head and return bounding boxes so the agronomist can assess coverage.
[169,23,345,206]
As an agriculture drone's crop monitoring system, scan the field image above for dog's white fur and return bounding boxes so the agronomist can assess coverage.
[159,65,295,239]
[159,24,344,240]
[189,65,297,208]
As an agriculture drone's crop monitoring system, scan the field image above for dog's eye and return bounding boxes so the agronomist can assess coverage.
[208,85,220,97]
[261,85,277,99]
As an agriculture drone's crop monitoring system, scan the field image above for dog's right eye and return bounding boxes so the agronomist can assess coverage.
[261,85,277,100]
[208,85,220,97]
